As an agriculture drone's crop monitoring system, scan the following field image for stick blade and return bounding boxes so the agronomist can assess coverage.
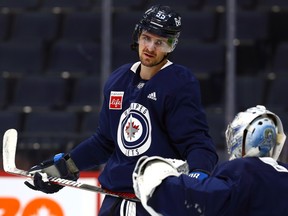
[2,128,18,172]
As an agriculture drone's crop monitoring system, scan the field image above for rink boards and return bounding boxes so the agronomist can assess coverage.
[0,171,104,216]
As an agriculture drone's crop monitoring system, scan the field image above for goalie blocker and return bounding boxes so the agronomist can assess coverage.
[132,156,188,216]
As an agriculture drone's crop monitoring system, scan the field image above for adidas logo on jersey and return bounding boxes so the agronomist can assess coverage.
[147,92,157,101]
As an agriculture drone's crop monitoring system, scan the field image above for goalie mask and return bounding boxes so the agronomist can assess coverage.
[131,4,181,53]
[225,105,286,160]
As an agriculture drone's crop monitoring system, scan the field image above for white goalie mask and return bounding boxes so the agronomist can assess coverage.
[225,105,286,160]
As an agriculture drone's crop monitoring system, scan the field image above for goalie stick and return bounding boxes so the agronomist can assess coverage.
[2,128,139,202]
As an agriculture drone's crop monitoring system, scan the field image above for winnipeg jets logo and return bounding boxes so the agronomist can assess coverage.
[125,116,140,140]
[117,103,152,157]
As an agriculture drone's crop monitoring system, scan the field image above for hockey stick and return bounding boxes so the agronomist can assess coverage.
[2,129,139,202]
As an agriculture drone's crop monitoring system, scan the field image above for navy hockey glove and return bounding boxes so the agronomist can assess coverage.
[24,153,79,194]
[188,169,209,181]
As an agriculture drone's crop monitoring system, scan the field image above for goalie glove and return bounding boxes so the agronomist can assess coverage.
[132,156,188,216]
[25,153,79,194]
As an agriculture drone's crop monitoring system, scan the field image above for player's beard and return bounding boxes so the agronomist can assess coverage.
[139,49,167,67]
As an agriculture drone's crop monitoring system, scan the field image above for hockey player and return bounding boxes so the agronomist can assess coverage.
[24,4,218,215]
[133,105,288,216]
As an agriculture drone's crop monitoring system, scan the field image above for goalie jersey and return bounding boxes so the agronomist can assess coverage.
[70,61,218,193]
[149,157,288,216]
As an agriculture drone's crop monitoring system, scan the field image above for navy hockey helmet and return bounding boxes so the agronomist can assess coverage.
[132,5,182,52]
[225,105,286,160]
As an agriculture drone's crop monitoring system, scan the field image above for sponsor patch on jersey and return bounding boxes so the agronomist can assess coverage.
[109,91,124,110]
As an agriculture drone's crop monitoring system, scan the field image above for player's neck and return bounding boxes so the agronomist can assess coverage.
[140,60,167,80]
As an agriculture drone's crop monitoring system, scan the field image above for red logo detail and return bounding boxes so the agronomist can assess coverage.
[125,122,139,140]
[109,96,123,109]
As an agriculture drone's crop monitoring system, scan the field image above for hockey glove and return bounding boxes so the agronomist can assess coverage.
[188,169,210,181]
[132,156,188,216]
[24,153,79,194]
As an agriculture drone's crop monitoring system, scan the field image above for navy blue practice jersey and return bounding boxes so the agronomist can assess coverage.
[70,61,218,192]
[149,157,288,216]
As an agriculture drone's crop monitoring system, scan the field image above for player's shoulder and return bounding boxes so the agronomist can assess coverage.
[161,62,198,84]
[111,63,134,76]
[104,63,134,86]
[224,157,260,166]
[218,157,280,173]
[210,158,258,181]
[215,158,257,172]
[166,62,194,75]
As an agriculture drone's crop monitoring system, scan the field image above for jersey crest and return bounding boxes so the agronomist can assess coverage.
[117,103,152,156]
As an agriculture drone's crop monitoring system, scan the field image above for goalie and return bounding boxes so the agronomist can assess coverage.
[133,105,288,215]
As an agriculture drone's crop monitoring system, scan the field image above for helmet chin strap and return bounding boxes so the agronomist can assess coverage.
[154,53,169,66]
[230,146,271,161]
[244,146,272,158]
[243,147,262,158]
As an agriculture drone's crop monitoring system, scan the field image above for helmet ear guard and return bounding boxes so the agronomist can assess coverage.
[225,105,286,160]
[131,24,141,51]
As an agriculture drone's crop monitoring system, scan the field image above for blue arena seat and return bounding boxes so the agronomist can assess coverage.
[112,43,139,71]
[0,13,10,41]
[0,77,8,109]
[235,75,266,112]
[171,42,225,76]
[145,0,193,10]
[236,11,269,41]
[23,111,78,134]
[9,76,68,111]
[272,42,288,74]
[67,76,102,112]
[21,111,79,150]
[112,0,148,10]
[269,11,288,44]
[204,0,225,10]
[258,0,288,10]
[40,0,91,12]
[113,11,143,47]
[0,111,22,141]
[205,108,226,149]
[180,11,217,42]
[47,40,101,76]
[10,11,60,43]
[236,43,267,75]
[0,41,44,76]
[61,11,101,42]
[205,0,258,10]
[265,74,288,110]
[0,0,39,11]
[79,111,100,138]
[218,10,269,42]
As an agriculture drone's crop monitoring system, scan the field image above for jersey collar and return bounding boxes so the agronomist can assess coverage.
[130,60,173,73]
